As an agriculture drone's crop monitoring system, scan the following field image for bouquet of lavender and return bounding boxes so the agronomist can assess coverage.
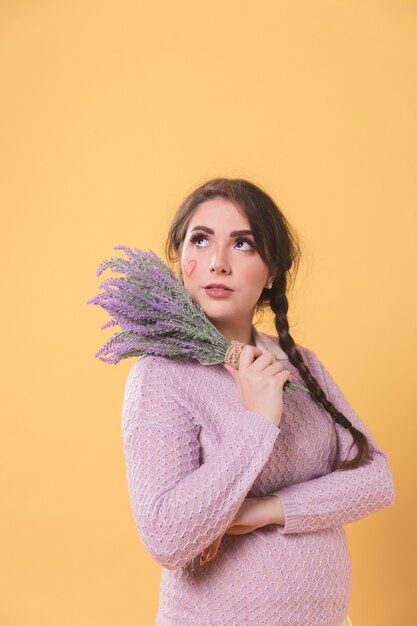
[86,245,310,394]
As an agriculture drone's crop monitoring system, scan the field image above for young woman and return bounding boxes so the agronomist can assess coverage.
[121,178,395,625]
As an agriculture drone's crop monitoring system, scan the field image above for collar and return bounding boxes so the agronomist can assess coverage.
[252,325,288,360]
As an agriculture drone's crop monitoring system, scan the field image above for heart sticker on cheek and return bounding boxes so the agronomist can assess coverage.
[184,258,197,277]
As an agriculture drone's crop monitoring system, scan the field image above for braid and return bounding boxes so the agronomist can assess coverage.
[164,175,372,471]
[268,274,371,471]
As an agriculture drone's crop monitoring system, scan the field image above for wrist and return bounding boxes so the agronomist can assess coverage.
[266,495,285,526]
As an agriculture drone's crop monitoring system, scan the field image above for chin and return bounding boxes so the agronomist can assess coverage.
[204,306,237,323]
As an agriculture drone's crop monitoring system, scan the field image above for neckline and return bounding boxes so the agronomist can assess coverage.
[251,326,288,360]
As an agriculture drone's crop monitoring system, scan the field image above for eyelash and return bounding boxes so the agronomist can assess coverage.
[189,232,255,250]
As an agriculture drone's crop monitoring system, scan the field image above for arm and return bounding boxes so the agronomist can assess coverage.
[121,356,280,570]
[270,348,395,534]
[201,495,285,564]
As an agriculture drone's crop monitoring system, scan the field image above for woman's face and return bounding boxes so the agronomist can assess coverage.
[179,198,272,328]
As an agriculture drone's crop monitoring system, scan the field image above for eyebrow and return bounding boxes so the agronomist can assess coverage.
[190,225,254,237]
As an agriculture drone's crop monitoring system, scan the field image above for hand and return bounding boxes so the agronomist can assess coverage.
[199,530,226,565]
[199,497,275,565]
[224,344,291,428]
[224,523,259,535]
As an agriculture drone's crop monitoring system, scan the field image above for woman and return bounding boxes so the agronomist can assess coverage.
[121,178,395,625]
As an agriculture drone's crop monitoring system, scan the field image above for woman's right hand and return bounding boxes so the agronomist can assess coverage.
[223,345,291,428]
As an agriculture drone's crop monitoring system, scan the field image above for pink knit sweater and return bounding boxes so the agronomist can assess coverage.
[121,326,395,626]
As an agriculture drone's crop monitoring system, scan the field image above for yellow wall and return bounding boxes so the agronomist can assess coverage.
[1,1,415,624]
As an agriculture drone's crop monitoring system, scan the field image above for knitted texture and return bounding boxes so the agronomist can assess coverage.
[121,327,395,626]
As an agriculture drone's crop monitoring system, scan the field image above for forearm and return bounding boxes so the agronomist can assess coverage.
[204,495,286,563]
[226,495,286,531]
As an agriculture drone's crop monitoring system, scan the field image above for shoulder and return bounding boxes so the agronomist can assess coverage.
[126,353,194,383]
[122,355,203,434]
[124,353,208,402]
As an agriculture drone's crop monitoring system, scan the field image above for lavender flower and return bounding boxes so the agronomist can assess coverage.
[86,245,310,394]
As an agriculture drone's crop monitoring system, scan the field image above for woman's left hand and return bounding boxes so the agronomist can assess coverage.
[200,496,277,565]
[229,496,275,528]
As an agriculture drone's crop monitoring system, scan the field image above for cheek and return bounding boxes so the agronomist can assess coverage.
[183,257,197,278]
[243,258,269,283]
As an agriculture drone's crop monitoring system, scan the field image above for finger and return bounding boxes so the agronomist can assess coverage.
[210,535,222,554]
[201,548,215,564]
[223,363,238,380]
[272,369,292,385]
[205,533,224,562]
[206,546,217,562]
[224,525,247,535]
[264,361,291,377]
[248,351,279,374]
[225,524,259,535]
[208,543,220,561]
[200,547,210,565]
[238,345,263,372]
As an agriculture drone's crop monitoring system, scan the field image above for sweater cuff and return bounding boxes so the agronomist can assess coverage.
[242,410,281,438]
[273,488,300,534]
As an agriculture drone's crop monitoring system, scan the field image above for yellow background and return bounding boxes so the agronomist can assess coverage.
[1,1,416,624]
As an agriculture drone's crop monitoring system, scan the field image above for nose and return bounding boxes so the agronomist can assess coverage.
[209,251,231,274]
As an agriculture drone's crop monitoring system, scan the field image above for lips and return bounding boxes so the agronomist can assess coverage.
[204,283,234,291]
[203,284,234,300]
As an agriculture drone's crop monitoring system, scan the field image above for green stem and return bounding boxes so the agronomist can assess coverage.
[284,380,310,394]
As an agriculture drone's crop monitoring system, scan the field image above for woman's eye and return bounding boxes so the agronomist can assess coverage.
[190,234,208,246]
[189,233,255,250]
[235,239,254,250]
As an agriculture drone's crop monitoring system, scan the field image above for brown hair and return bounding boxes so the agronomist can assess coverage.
[165,177,371,470]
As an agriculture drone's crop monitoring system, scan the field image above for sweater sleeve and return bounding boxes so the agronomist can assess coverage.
[271,348,396,535]
[121,355,280,570]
